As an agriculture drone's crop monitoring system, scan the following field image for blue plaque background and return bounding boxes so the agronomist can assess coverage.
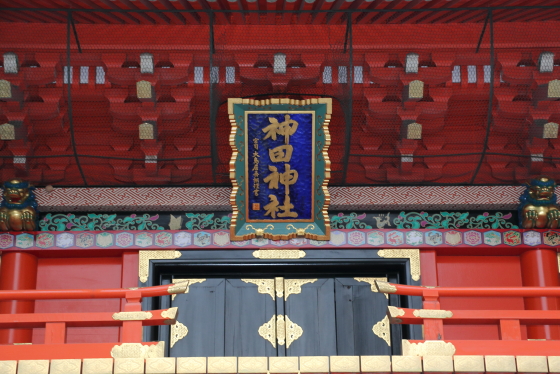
[247,112,313,221]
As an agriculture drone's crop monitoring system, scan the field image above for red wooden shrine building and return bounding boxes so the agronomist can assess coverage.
[1,0,560,373]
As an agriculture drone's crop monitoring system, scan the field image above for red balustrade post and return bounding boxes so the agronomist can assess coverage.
[520,248,560,339]
[122,290,143,343]
[44,322,66,344]
[422,289,444,340]
[0,252,38,344]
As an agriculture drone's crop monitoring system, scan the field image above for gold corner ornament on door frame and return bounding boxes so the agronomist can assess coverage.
[171,278,207,300]
[243,277,317,301]
[258,314,303,349]
[354,277,389,299]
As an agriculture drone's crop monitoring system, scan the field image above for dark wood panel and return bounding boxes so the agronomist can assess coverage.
[170,279,226,357]
[284,278,337,356]
[225,279,278,357]
[334,278,391,356]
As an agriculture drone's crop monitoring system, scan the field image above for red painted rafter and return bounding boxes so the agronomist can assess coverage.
[390,0,452,25]
[281,0,296,26]
[493,0,560,23]
[326,0,353,26]
[521,7,560,22]
[297,0,314,26]
[356,0,398,25]
[427,0,489,24]
[116,0,158,24]
[227,0,245,25]
[411,0,470,24]
[158,0,187,25]
[52,0,101,24]
[448,0,515,23]
[311,0,331,25]
[174,0,203,24]
[57,0,120,24]
[137,0,175,25]
[77,0,126,24]
[0,0,558,25]
[96,0,142,24]
[0,9,47,23]
[8,0,67,23]
[373,0,424,25]
[206,0,229,25]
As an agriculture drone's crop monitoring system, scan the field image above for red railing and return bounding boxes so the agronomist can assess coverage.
[0,281,190,360]
[375,280,560,356]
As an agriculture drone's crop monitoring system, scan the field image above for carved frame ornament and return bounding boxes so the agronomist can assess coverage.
[228,98,332,241]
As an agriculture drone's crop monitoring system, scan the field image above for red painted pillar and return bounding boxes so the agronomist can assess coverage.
[0,252,38,344]
[520,248,560,340]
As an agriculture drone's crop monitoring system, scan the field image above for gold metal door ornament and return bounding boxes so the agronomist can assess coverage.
[276,315,286,346]
[259,315,277,348]
[354,277,389,299]
[171,321,189,348]
[171,278,206,300]
[373,315,391,347]
[257,314,303,349]
[377,249,420,281]
[284,278,317,300]
[241,279,275,300]
[252,249,306,259]
[139,250,182,283]
[284,315,303,348]
[243,277,317,300]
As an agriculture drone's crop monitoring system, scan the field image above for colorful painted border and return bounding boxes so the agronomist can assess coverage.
[0,229,556,251]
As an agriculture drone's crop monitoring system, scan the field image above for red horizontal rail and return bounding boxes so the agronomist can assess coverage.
[0,282,188,301]
[375,280,560,297]
[389,307,560,325]
[0,308,176,329]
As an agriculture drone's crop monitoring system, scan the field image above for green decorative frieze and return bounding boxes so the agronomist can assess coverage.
[38,211,518,231]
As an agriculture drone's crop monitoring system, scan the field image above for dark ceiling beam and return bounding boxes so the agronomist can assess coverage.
[421,0,483,24]
[355,0,395,25]
[116,0,161,24]
[137,0,174,24]
[519,5,560,22]
[391,0,450,24]
[373,0,422,25]
[0,14,15,22]
[96,0,141,24]
[13,0,68,22]
[434,0,492,24]
[77,0,125,23]
[207,0,229,25]
[175,0,203,24]
[492,0,559,22]
[53,0,99,23]
[411,0,467,24]
[0,10,42,22]
[350,0,377,23]
[159,0,187,24]
[60,0,118,24]
[311,0,330,25]
[447,0,507,23]
[326,0,351,25]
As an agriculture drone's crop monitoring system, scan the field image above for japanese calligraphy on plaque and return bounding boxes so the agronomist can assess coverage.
[229,98,332,241]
